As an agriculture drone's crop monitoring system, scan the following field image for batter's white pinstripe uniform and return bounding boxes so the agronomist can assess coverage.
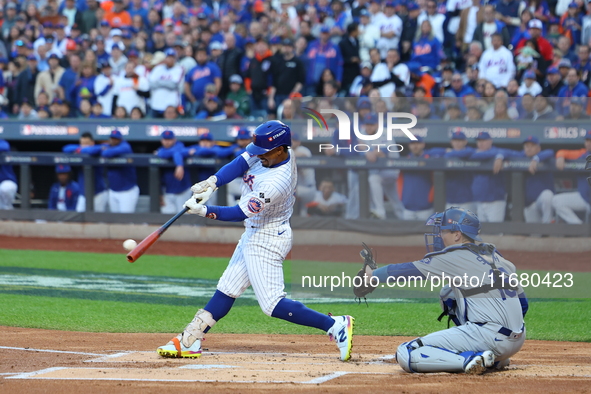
[217,150,296,316]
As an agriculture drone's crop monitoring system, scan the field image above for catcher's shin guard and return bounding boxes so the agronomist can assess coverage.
[157,309,216,358]
[396,340,494,374]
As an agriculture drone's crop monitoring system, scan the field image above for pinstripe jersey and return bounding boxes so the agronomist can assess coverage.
[237,149,296,228]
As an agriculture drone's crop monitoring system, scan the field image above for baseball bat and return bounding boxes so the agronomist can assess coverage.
[126,206,189,263]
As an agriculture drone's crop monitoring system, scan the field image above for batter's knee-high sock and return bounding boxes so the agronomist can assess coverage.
[271,298,335,332]
[204,290,236,332]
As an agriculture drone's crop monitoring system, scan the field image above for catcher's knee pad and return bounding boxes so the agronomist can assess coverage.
[396,340,467,373]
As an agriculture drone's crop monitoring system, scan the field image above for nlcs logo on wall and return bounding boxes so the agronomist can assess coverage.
[302,100,419,154]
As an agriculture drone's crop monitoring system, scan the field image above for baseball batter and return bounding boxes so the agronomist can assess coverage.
[355,207,528,374]
[157,121,354,361]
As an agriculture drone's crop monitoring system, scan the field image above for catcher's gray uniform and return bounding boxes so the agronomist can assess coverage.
[372,243,528,373]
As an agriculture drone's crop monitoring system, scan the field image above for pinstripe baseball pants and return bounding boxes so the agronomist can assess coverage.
[217,223,292,316]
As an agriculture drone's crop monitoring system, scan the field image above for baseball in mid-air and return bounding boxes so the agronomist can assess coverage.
[123,239,137,251]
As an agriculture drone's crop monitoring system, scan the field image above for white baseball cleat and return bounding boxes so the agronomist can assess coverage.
[327,315,355,361]
[157,333,202,358]
[464,350,495,375]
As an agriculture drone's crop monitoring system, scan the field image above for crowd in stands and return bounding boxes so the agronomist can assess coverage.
[2,0,591,121]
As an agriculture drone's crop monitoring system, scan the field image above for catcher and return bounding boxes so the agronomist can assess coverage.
[354,207,528,375]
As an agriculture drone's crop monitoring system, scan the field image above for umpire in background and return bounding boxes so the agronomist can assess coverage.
[338,22,361,95]
[268,38,305,119]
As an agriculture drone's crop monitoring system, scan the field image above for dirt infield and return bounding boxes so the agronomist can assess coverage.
[1,327,591,394]
[1,235,590,393]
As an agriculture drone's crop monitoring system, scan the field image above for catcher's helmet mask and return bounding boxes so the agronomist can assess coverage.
[425,207,482,253]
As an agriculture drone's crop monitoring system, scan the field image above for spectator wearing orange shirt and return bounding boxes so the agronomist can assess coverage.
[104,0,132,28]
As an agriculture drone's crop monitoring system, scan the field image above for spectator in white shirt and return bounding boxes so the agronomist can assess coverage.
[478,33,516,88]
[149,48,184,118]
[113,62,149,115]
[518,70,543,96]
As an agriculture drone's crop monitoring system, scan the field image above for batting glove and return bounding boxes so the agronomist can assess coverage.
[190,176,218,204]
[184,197,207,216]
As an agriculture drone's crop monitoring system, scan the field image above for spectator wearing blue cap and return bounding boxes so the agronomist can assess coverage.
[541,67,564,97]
[99,130,139,213]
[149,48,184,118]
[304,26,343,96]
[34,53,65,105]
[0,139,18,210]
[108,43,128,76]
[185,46,222,116]
[156,130,192,214]
[92,36,110,64]
[518,70,543,96]
[552,132,591,224]
[14,55,39,110]
[94,60,116,116]
[468,132,509,222]
[399,136,435,221]
[48,164,80,211]
[113,62,150,116]
[499,136,556,223]
[399,1,421,62]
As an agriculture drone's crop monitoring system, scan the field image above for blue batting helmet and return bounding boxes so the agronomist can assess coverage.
[424,207,482,253]
[246,120,291,155]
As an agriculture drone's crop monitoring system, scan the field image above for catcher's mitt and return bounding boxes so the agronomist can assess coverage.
[353,242,379,301]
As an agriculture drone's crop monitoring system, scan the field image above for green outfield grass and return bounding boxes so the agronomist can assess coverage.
[0,249,589,342]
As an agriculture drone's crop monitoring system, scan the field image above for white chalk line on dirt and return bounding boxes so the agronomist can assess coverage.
[0,346,104,356]
[5,367,355,384]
